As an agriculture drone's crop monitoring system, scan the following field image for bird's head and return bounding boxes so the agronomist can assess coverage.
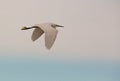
[51,23,64,28]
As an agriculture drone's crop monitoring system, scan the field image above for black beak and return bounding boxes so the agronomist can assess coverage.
[56,25,64,27]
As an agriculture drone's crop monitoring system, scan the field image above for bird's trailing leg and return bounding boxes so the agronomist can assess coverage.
[21,26,39,30]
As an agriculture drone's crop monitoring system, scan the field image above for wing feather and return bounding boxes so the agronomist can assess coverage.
[45,29,58,49]
[31,28,44,41]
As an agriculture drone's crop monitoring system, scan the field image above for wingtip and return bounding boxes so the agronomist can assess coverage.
[31,38,36,42]
[46,47,51,50]
[45,46,51,50]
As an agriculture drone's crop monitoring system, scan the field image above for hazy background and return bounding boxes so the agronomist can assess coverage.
[0,0,120,60]
[0,0,120,81]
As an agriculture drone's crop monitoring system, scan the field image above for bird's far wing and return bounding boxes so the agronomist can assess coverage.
[31,28,44,41]
[45,29,58,49]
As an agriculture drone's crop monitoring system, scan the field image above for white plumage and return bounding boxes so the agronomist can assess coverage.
[21,23,63,49]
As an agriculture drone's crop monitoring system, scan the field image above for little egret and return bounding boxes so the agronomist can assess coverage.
[21,23,64,49]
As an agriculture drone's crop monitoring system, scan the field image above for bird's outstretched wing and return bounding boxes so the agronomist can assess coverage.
[31,28,44,41]
[45,28,58,49]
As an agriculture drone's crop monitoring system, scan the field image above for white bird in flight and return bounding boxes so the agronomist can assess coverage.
[21,23,64,49]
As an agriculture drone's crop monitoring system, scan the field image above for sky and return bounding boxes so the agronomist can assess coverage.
[0,0,120,60]
[0,58,120,81]
[0,0,120,81]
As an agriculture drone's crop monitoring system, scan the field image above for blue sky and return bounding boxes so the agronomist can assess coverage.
[0,57,120,81]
